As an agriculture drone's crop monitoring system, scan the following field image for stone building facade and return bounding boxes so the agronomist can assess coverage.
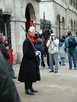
[39,0,77,37]
[0,0,77,63]
[0,0,39,63]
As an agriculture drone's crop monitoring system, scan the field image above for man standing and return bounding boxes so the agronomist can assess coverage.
[65,32,77,70]
[47,33,59,73]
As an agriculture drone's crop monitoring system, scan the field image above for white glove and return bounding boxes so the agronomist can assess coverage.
[35,51,41,56]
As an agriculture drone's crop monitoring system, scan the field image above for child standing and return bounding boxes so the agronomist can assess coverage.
[6,45,16,79]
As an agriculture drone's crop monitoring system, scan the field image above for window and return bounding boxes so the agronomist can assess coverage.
[74,20,75,31]
[71,19,73,30]
[62,17,65,30]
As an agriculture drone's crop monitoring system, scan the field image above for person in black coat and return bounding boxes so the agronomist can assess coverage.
[18,29,40,95]
[0,51,20,102]
[35,37,45,67]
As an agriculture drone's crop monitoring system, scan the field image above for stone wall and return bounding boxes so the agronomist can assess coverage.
[0,0,39,63]
[39,0,77,37]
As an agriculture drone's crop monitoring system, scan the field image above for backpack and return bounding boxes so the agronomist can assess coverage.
[68,37,77,48]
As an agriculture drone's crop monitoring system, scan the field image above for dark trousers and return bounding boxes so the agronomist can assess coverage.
[41,54,45,67]
[68,51,77,69]
[24,80,32,91]
[45,47,49,66]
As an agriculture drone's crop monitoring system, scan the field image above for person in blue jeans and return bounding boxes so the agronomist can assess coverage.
[68,51,77,70]
[65,32,77,70]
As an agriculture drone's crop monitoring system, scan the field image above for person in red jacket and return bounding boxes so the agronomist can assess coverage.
[6,45,16,79]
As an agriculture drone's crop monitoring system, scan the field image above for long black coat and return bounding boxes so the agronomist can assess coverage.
[0,52,20,102]
[18,39,40,82]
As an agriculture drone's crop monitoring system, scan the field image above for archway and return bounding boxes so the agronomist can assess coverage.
[25,3,35,32]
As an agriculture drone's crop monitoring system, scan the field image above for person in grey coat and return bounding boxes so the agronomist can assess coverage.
[0,51,20,102]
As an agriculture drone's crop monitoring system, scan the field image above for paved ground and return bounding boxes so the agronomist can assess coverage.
[13,64,77,102]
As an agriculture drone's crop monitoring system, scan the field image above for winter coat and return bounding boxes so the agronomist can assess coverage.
[0,51,20,102]
[35,41,44,55]
[65,36,77,53]
[47,38,59,54]
[18,39,40,82]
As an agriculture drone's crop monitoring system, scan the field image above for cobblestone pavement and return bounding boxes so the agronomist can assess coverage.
[13,64,77,102]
